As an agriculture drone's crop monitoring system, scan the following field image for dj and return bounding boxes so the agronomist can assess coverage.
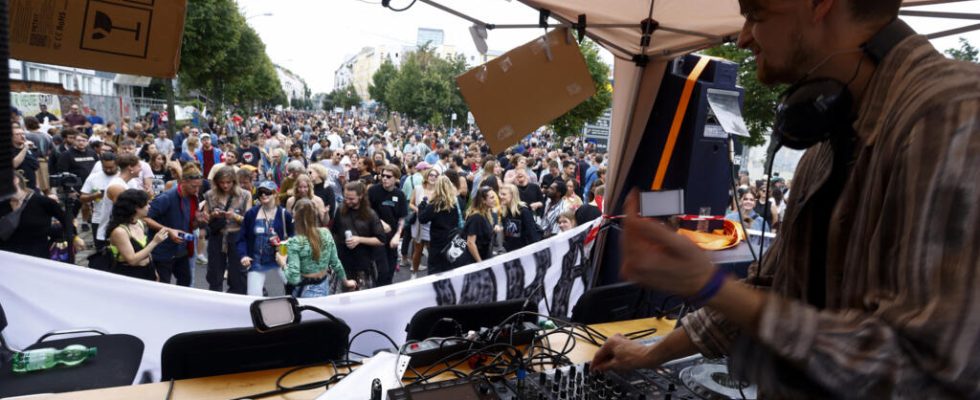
[593,0,980,398]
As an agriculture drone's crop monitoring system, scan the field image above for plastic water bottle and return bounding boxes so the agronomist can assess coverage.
[11,344,98,373]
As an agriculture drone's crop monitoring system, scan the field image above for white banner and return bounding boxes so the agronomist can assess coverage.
[0,220,598,382]
[12,92,61,118]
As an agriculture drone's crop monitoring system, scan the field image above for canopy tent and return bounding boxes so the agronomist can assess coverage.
[510,0,975,218]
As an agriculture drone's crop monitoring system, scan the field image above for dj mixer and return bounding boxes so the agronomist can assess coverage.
[388,355,758,400]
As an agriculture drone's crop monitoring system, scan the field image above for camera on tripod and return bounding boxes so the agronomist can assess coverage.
[49,172,82,191]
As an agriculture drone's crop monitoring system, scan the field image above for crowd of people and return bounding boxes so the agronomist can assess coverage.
[5,106,619,297]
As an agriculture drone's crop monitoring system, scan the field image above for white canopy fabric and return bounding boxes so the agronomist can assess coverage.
[511,0,970,273]
[515,0,970,217]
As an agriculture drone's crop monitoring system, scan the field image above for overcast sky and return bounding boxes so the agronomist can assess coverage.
[236,0,980,93]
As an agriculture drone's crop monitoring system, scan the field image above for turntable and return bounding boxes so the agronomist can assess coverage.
[679,359,758,400]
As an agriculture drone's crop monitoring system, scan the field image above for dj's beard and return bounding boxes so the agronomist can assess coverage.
[756,28,813,85]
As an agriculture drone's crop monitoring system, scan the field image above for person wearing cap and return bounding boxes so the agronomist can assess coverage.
[195,133,223,178]
[236,180,295,296]
[144,163,206,287]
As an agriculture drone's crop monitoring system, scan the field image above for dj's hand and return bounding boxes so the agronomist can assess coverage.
[620,190,715,297]
[591,334,656,373]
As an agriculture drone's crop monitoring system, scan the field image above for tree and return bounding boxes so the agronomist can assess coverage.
[945,37,979,63]
[368,58,398,108]
[550,39,613,138]
[178,0,285,111]
[702,44,786,147]
[326,85,361,111]
[385,45,469,126]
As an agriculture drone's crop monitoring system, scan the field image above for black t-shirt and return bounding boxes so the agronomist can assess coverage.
[517,183,545,215]
[462,213,493,261]
[35,111,59,122]
[238,146,261,167]
[367,184,407,237]
[330,208,386,274]
[501,206,541,252]
[57,148,98,182]
[15,147,40,190]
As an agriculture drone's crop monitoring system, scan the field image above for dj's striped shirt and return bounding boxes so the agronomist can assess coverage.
[682,32,980,398]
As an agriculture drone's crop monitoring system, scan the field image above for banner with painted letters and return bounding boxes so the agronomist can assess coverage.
[0,220,597,382]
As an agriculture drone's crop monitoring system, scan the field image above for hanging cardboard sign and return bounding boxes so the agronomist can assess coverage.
[457,28,596,154]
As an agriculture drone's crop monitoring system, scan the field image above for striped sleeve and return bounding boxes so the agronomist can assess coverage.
[755,98,980,398]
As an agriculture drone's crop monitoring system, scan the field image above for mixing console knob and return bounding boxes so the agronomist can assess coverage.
[555,369,563,383]
[569,365,577,377]
[478,384,492,395]
[667,383,675,392]
[539,371,547,386]
[665,394,672,400]
[583,362,590,376]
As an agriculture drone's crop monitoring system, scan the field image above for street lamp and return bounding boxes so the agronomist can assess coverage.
[246,12,273,21]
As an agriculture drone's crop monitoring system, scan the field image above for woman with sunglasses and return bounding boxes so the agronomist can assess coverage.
[237,180,295,296]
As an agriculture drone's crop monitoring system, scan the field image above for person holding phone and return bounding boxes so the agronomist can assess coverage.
[237,181,294,296]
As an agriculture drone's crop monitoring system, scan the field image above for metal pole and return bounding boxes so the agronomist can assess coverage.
[165,78,177,137]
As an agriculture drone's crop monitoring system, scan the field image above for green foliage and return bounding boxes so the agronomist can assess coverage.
[550,39,613,138]
[178,0,285,111]
[323,85,361,111]
[368,58,398,108]
[702,44,785,147]
[384,45,469,126]
[945,37,979,63]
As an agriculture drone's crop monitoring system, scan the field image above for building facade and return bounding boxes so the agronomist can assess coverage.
[275,65,309,104]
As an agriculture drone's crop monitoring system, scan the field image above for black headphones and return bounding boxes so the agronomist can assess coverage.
[772,18,917,150]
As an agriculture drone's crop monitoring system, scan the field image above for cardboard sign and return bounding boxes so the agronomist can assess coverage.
[457,28,596,154]
[9,0,187,78]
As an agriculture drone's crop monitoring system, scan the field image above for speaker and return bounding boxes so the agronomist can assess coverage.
[599,55,744,286]
[627,54,742,216]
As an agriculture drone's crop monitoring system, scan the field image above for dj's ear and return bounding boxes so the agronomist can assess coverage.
[810,0,835,22]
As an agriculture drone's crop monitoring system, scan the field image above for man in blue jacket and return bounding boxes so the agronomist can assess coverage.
[145,164,206,286]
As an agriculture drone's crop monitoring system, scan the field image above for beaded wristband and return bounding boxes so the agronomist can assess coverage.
[685,268,728,307]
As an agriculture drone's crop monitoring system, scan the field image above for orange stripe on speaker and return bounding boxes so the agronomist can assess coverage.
[650,56,712,191]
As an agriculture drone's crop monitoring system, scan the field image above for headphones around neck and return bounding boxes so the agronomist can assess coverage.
[771,18,917,150]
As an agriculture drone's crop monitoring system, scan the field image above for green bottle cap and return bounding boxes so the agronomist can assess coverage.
[88,347,98,357]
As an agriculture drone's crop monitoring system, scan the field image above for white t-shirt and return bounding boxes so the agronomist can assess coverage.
[91,160,153,190]
[96,176,141,241]
[81,169,118,230]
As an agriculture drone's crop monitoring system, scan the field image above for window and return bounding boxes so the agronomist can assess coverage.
[38,69,48,81]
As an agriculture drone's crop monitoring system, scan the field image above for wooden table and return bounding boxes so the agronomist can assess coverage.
[21,318,676,400]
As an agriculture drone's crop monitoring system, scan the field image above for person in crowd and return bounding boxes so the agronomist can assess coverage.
[207,146,239,181]
[149,152,175,195]
[145,163,206,287]
[238,134,262,168]
[276,160,305,204]
[470,159,496,200]
[331,181,386,288]
[514,169,545,217]
[408,167,438,274]
[498,183,541,252]
[286,174,328,225]
[203,166,252,294]
[237,167,256,199]
[542,180,569,237]
[367,164,407,286]
[106,189,170,281]
[753,186,780,229]
[195,133,223,178]
[237,180,294,296]
[460,186,496,264]
[154,130,175,160]
[35,103,60,126]
[563,179,584,211]
[56,129,98,184]
[354,157,378,186]
[417,176,463,275]
[63,104,90,130]
[275,199,355,297]
[266,148,288,186]
[539,160,561,189]
[12,127,40,191]
[179,136,199,164]
[725,190,770,232]
[80,152,119,270]
[0,171,70,259]
[557,211,577,233]
[307,163,336,221]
